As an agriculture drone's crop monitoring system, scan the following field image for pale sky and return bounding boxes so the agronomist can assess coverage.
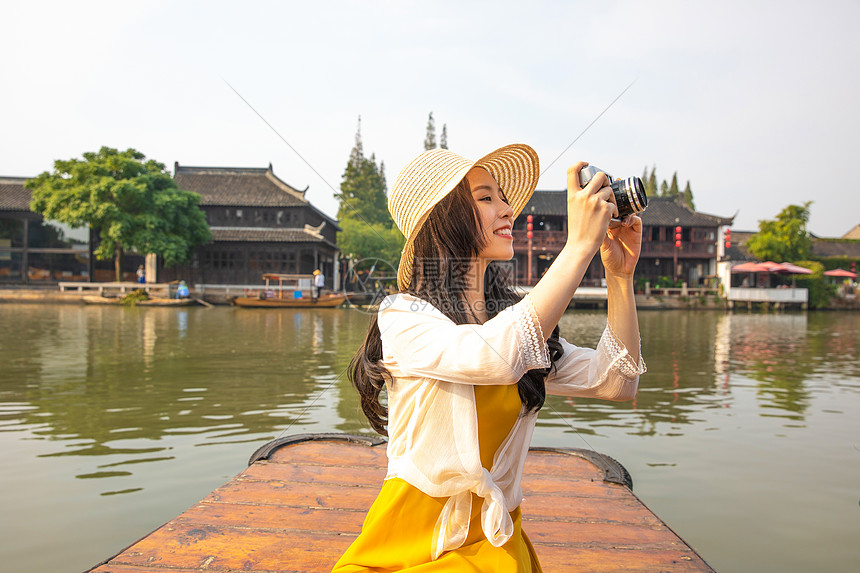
[2,0,858,237]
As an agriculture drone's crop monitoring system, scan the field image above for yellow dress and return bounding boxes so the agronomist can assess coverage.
[332,383,542,572]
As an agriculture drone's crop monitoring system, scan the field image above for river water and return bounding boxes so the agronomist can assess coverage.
[0,303,858,572]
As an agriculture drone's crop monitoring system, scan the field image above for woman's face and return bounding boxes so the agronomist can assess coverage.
[466,167,514,262]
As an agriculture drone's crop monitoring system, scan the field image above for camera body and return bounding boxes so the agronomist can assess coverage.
[578,165,648,220]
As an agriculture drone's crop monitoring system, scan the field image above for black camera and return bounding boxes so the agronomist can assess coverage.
[578,166,648,220]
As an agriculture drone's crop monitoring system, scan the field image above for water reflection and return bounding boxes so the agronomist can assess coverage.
[541,310,860,435]
[4,306,859,482]
[0,305,369,496]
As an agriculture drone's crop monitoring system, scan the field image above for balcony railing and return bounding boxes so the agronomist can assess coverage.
[514,230,717,258]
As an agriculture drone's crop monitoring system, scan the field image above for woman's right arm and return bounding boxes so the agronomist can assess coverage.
[528,162,616,339]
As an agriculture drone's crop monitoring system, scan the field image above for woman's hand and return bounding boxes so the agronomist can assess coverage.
[600,215,642,279]
[564,162,617,258]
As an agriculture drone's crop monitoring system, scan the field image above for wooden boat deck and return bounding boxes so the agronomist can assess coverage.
[87,433,713,572]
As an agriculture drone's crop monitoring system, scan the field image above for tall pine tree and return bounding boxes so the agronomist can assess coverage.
[440,124,448,149]
[424,112,437,150]
[645,166,658,198]
[336,118,404,265]
[682,181,695,209]
[668,172,680,198]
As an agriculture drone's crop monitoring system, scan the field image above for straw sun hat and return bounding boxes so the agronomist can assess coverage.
[389,144,539,291]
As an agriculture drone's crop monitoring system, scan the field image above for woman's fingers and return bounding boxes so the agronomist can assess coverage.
[566,161,590,191]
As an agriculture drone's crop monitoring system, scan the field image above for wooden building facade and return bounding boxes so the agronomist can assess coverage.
[512,192,734,287]
[161,164,340,287]
[0,177,96,284]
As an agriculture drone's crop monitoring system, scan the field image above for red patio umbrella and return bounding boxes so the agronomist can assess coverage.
[775,262,813,275]
[731,262,769,273]
[824,268,857,278]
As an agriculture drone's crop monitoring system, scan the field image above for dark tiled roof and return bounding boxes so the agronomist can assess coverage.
[811,239,860,258]
[0,177,33,211]
[723,230,860,260]
[522,190,734,227]
[521,190,566,216]
[724,230,756,261]
[210,226,335,246]
[175,165,308,208]
[639,197,734,227]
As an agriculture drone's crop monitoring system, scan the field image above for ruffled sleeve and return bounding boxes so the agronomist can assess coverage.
[544,323,646,401]
[377,293,551,385]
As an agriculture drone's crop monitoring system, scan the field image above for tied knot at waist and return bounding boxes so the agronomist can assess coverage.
[430,468,514,560]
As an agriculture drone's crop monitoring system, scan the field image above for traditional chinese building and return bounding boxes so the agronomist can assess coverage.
[512,192,734,287]
[0,177,93,284]
[162,163,340,287]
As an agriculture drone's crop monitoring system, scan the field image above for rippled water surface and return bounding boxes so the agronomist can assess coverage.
[1,304,858,572]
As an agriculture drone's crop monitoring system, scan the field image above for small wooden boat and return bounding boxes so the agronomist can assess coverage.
[231,273,346,308]
[82,295,196,307]
[87,433,714,573]
[232,293,347,308]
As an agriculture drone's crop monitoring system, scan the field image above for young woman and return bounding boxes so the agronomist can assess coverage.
[333,144,645,572]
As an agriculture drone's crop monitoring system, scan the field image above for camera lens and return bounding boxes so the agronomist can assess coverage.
[610,177,648,219]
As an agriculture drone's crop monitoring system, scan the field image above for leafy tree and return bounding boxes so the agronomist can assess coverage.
[660,180,669,197]
[793,260,837,309]
[747,202,813,262]
[424,112,437,150]
[27,147,211,281]
[682,181,695,210]
[337,119,405,266]
[440,123,448,149]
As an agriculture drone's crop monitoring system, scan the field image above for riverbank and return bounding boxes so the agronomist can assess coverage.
[2,286,857,310]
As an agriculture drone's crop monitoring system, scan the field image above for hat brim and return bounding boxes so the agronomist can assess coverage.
[397,144,539,291]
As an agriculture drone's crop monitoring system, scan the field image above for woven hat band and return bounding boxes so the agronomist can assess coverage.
[389,149,474,239]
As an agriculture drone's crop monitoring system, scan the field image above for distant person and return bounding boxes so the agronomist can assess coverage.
[333,144,645,571]
[136,265,145,284]
[176,280,190,299]
[312,269,325,301]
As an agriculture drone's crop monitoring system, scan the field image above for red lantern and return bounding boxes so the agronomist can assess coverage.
[526,230,533,239]
[724,228,731,249]
[526,215,533,223]
[674,226,682,248]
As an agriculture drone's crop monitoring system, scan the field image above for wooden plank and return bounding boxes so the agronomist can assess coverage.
[266,440,388,466]
[88,434,714,573]
[535,545,714,572]
[239,459,386,485]
[205,480,379,511]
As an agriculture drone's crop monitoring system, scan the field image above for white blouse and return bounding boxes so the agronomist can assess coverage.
[377,292,646,560]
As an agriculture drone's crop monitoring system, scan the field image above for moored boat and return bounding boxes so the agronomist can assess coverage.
[82,295,197,307]
[231,292,347,308]
[230,273,346,308]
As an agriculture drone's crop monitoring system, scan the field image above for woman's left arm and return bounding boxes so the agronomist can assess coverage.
[600,215,643,365]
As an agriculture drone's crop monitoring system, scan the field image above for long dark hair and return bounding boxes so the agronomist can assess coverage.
[350,176,563,435]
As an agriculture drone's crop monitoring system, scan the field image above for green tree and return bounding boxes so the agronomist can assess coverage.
[643,166,658,198]
[27,147,211,281]
[747,202,813,262]
[337,119,405,266]
[793,259,837,309]
[660,180,669,197]
[668,172,680,198]
[424,112,437,150]
[440,123,448,149]
[682,180,695,209]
